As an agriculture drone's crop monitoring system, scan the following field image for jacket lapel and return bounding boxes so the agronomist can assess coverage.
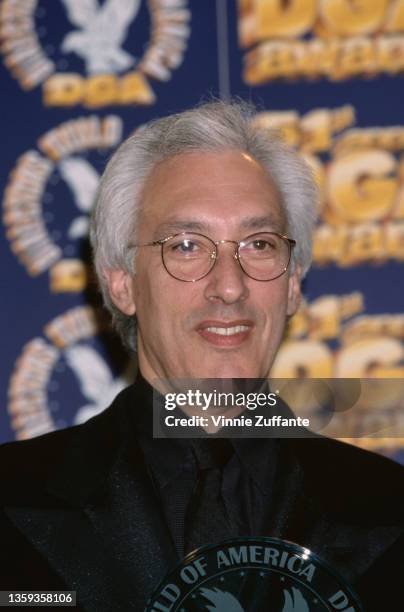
[264,437,403,587]
[5,388,177,611]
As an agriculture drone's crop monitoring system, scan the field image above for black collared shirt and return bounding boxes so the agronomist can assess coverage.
[130,373,280,558]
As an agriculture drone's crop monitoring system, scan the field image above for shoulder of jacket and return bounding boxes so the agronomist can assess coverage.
[0,384,136,498]
[292,437,404,522]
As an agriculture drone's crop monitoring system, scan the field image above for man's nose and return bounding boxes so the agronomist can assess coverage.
[204,243,249,304]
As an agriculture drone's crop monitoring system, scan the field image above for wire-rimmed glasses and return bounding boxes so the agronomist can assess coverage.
[132,231,296,282]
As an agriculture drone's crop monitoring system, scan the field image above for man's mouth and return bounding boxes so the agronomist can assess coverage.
[197,321,253,347]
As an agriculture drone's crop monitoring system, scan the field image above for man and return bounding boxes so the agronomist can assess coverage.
[1,101,403,611]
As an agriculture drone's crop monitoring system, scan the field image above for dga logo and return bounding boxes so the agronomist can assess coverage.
[238,0,404,83]
[0,0,191,106]
[146,537,363,611]
[250,105,404,268]
[8,305,132,440]
[273,290,404,377]
[3,115,123,291]
[192,585,308,611]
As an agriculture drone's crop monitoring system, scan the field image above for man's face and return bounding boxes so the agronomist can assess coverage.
[111,150,301,382]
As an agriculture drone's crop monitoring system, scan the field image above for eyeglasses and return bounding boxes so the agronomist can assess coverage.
[132,231,296,282]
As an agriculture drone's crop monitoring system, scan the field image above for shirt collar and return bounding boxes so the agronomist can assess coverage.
[130,370,280,493]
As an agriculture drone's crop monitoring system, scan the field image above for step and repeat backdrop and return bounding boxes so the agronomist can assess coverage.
[1,0,404,463]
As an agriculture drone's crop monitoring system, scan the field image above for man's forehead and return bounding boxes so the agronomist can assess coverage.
[137,149,287,236]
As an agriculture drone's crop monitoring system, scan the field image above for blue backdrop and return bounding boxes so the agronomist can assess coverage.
[1,0,403,463]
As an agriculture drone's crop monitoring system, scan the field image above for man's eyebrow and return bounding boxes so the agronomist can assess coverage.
[239,215,284,231]
[154,215,284,238]
[154,220,210,236]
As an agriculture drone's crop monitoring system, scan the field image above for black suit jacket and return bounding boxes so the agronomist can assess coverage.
[1,384,403,611]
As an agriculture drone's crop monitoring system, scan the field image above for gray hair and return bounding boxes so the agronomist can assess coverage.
[90,99,318,352]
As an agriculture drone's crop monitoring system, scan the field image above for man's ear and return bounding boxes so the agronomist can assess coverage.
[103,269,136,315]
[286,265,302,316]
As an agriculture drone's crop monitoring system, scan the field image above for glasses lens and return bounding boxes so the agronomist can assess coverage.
[162,233,215,281]
[238,233,291,281]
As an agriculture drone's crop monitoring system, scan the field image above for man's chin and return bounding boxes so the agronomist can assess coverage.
[193,364,268,381]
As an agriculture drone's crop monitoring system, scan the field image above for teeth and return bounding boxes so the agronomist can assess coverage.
[205,325,250,336]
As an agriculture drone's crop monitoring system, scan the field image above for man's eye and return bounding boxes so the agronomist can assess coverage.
[253,240,269,250]
[172,240,199,253]
[249,239,275,251]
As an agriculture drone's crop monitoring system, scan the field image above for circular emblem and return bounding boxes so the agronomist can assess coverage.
[146,537,363,611]
[8,306,132,439]
[3,115,123,289]
[0,0,190,107]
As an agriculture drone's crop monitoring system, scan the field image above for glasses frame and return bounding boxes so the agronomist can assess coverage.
[132,231,296,282]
